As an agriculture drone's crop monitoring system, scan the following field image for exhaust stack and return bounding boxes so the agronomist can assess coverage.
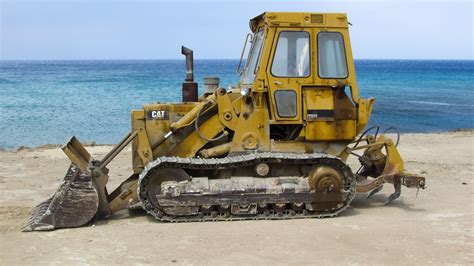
[181,46,198,102]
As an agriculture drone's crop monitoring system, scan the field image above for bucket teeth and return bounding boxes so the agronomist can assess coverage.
[22,164,99,232]
[22,203,53,231]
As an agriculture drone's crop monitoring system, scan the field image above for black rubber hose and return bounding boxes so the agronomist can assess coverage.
[352,125,380,149]
[383,127,401,147]
[194,101,227,142]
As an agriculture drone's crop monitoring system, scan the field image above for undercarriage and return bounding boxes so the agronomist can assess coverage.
[139,153,356,221]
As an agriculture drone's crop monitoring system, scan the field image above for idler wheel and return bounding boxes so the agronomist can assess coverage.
[307,165,343,192]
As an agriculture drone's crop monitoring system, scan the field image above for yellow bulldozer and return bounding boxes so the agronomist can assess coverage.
[23,12,425,231]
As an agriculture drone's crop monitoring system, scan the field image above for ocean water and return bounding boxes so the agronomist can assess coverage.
[0,59,473,149]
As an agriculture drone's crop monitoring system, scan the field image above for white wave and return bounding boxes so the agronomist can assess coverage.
[406,101,473,107]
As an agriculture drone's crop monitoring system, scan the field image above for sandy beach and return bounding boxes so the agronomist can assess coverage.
[0,132,472,264]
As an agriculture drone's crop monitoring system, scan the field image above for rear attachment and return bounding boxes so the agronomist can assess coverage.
[22,164,98,231]
[349,128,426,203]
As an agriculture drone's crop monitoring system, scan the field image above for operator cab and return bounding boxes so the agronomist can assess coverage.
[237,12,360,141]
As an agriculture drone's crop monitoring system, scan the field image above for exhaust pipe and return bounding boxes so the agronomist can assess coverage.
[181,46,198,102]
[182,46,194,81]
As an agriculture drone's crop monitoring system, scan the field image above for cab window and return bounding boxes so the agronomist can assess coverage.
[318,32,348,78]
[275,90,297,118]
[271,31,310,77]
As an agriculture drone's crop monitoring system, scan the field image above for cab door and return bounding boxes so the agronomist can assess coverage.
[266,28,313,123]
[303,29,357,141]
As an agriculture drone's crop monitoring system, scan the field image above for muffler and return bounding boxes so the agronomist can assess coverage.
[181,46,198,102]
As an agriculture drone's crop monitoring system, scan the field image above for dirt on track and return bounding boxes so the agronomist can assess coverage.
[0,132,473,265]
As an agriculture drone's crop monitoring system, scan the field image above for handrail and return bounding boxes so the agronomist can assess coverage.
[236,33,253,76]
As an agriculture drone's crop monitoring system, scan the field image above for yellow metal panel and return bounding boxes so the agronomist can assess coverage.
[304,88,334,111]
[259,12,349,29]
[230,93,271,153]
[356,97,375,133]
[306,120,356,141]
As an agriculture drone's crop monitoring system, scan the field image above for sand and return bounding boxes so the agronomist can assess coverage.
[0,132,473,265]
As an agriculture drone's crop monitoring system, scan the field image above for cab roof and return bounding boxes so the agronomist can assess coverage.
[249,12,349,32]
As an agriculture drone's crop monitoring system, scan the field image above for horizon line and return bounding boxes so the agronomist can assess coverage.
[1,58,473,61]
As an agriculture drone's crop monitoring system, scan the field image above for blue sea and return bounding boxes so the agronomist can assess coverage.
[0,60,473,149]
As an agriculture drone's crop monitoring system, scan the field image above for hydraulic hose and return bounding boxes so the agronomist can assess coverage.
[382,126,401,147]
[352,125,380,148]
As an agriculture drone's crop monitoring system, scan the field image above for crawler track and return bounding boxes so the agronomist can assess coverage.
[138,152,356,222]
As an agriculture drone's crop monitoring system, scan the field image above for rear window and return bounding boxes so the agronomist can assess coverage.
[318,32,348,78]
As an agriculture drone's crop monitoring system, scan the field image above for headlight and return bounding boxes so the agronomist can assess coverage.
[240,87,250,96]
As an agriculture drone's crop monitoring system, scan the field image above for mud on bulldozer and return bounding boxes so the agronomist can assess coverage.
[23,12,426,231]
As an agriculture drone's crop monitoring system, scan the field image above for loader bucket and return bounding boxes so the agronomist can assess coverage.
[22,164,99,231]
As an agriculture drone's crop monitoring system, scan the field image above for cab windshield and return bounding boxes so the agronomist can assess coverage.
[240,30,264,85]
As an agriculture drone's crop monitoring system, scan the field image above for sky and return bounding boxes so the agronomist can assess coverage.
[0,0,473,60]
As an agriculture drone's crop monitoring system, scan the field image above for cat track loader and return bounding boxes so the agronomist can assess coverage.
[23,12,426,231]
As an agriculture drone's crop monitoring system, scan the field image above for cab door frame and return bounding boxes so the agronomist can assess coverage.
[265,27,314,124]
